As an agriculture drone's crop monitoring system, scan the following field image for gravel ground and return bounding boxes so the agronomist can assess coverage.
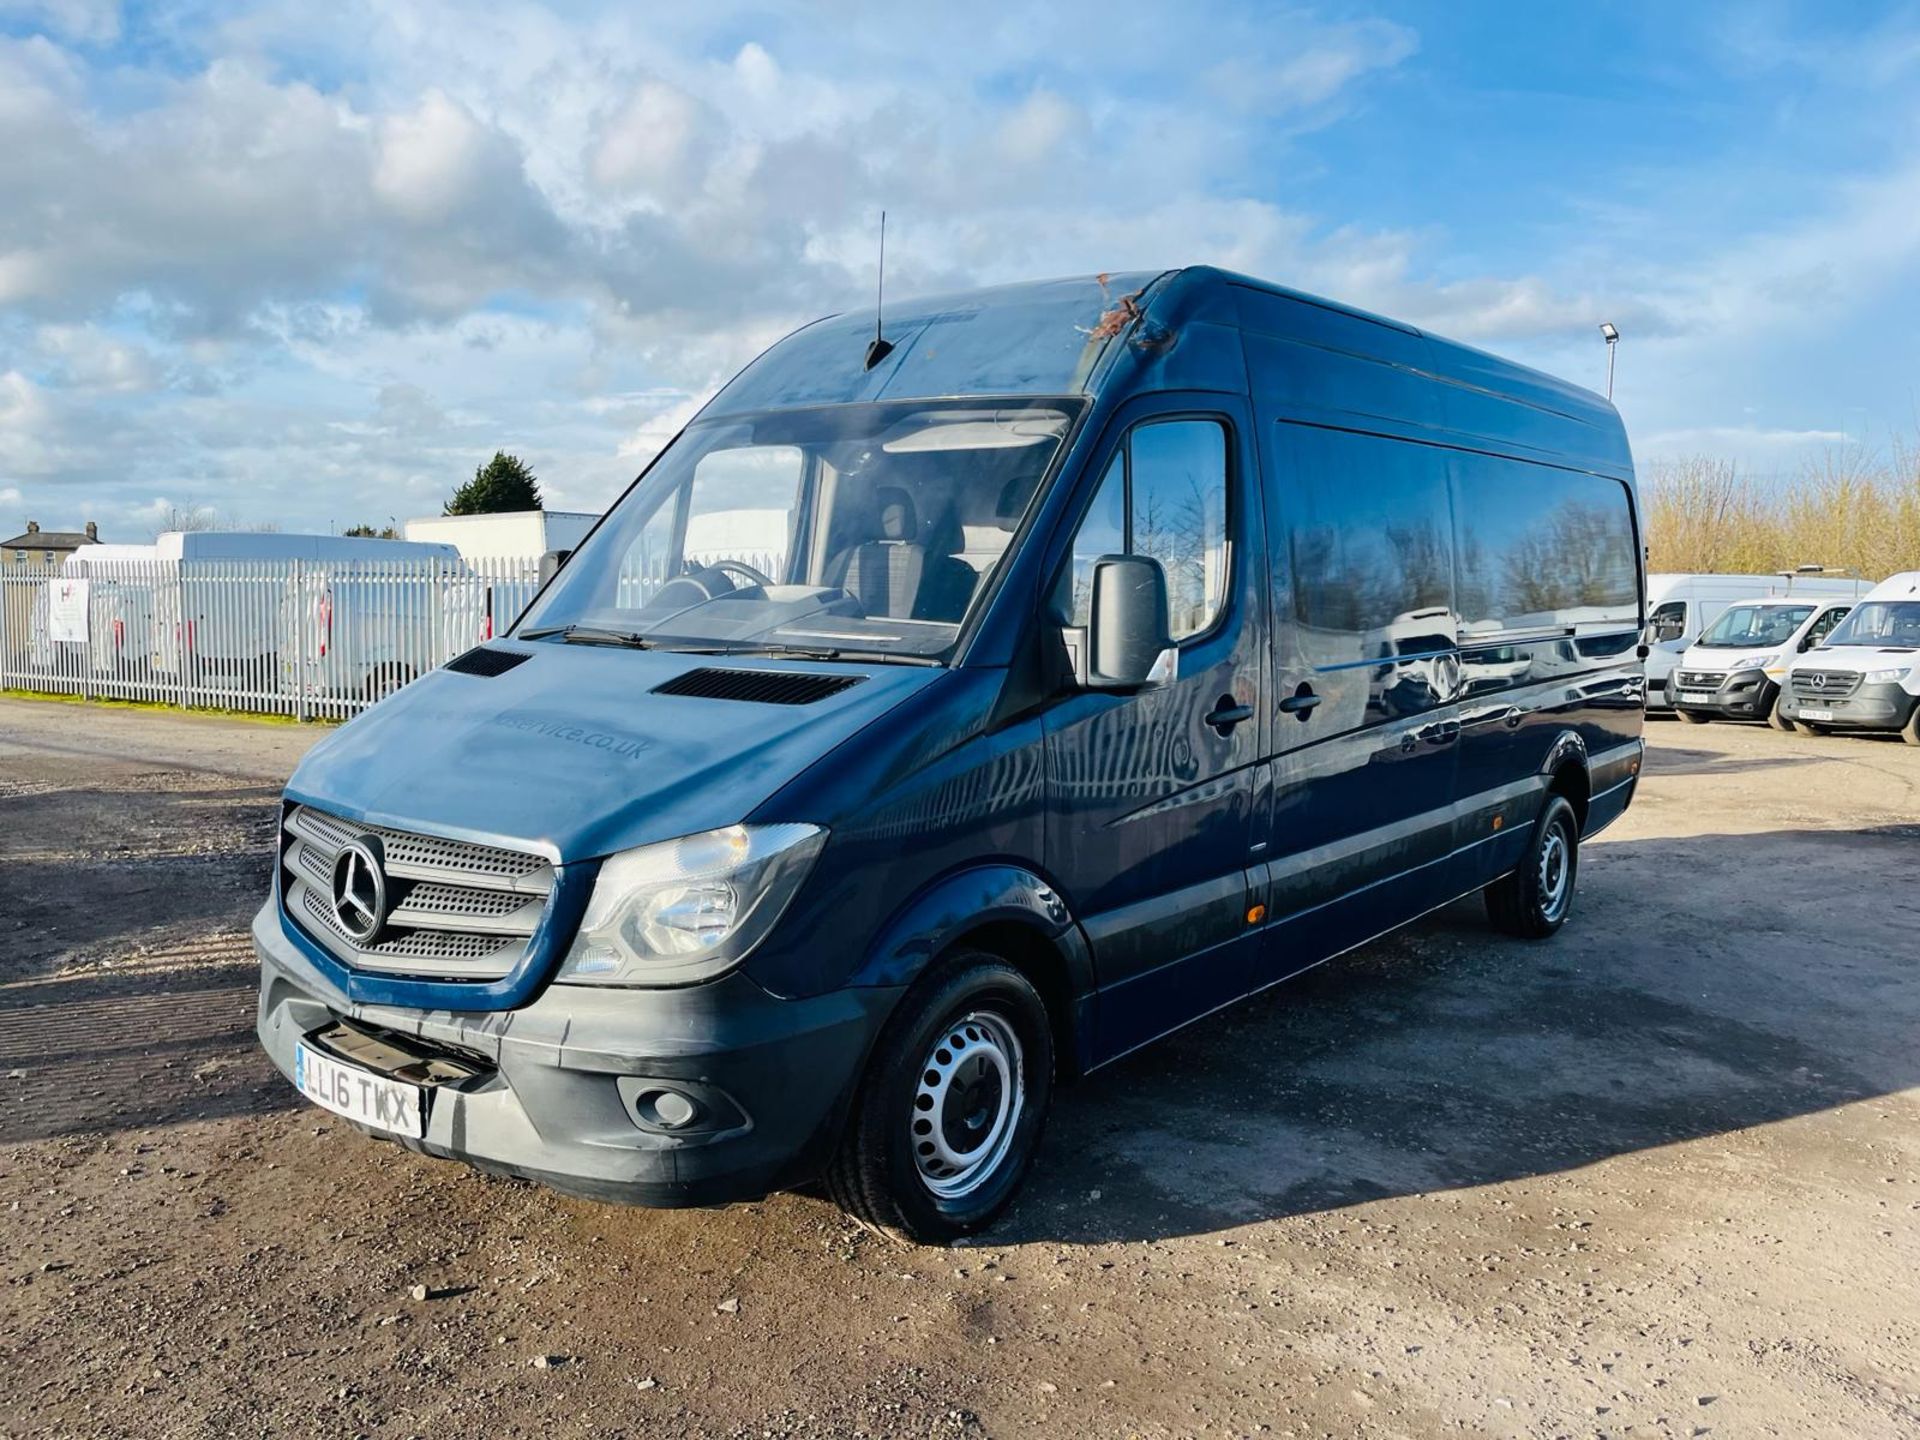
[1,696,1916,1439]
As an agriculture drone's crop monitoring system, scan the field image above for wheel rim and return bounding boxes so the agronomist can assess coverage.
[910,1009,1024,1200]
[1538,820,1573,921]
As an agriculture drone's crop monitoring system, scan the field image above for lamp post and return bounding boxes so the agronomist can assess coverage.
[1599,322,1620,400]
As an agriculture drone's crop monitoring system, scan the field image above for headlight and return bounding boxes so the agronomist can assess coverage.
[1865,667,1911,684]
[1732,655,1774,673]
[556,823,826,987]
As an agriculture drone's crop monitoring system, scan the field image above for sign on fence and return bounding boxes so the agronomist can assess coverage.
[47,579,91,643]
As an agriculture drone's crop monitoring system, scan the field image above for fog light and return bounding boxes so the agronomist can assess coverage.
[633,1087,700,1130]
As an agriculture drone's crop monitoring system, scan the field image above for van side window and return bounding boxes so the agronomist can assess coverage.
[1451,458,1640,637]
[1065,420,1229,641]
[1806,606,1848,646]
[1649,601,1686,643]
[1284,429,1453,666]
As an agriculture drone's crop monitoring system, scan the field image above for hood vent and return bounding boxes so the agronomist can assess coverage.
[652,667,865,705]
[446,647,532,678]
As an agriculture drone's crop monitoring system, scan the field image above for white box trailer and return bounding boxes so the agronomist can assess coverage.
[402,511,599,641]
[402,510,599,559]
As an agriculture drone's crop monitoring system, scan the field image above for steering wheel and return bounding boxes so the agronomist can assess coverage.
[707,559,774,588]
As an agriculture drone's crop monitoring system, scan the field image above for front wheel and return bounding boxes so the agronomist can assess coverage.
[1766,691,1794,732]
[1674,708,1710,725]
[1792,719,1829,737]
[828,955,1054,1244]
[1902,706,1920,747]
[1485,793,1580,940]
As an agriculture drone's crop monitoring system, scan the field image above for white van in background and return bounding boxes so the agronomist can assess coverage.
[65,543,162,680]
[1778,571,1920,744]
[150,531,463,697]
[1645,571,1874,707]
[1670,594,1864,729]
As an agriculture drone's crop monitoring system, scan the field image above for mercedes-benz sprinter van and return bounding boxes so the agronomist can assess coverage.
[1670,589,1868,729]
[1778,571,1920,742]
[254,269,1647,1242]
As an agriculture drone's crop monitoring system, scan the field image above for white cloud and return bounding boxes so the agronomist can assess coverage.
[5,0,1914,537]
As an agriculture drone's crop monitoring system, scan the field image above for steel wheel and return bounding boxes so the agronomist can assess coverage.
[910,1010,1024,1199]
[1537,819,1573,923]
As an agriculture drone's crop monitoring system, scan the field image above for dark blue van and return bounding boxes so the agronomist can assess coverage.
[254,268,1646,1242]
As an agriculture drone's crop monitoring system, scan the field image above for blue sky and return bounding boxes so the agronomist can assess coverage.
[1,0,1917,537]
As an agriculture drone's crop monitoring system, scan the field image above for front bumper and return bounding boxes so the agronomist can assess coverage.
[1777,680,1920,732]
[253,902,900,1207]
[1669,669,1775,719]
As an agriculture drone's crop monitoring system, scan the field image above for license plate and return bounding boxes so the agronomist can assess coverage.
[1680,691,1714,704]
[1800,707,1834,722]
[295,1041,426,1138]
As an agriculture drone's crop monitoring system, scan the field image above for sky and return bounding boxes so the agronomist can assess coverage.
[2,0,1919,539]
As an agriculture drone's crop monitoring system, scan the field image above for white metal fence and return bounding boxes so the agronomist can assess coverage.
[0,555,544,720]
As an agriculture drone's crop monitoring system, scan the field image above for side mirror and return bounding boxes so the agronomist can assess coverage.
[538,548,573,585]
[1086,555,1176,689]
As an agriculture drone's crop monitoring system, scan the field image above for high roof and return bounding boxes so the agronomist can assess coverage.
[699,265,1630,479]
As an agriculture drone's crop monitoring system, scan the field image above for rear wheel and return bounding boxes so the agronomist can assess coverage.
[827,954,1054,1245]
[1674,708,1710,725]
[1485,793,1580,940]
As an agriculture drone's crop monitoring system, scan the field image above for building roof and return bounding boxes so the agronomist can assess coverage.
[2,529,94,550]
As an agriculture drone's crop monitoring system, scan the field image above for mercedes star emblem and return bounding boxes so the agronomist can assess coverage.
[330,838,389,945]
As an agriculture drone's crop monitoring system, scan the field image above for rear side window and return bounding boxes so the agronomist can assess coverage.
[1282,428,1454,665]
[1451,457,1639,637]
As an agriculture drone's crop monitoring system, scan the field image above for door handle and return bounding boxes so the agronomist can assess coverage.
[1416,720,1461,745]
[1279,684,1322,718]
[1206,696,1255,736]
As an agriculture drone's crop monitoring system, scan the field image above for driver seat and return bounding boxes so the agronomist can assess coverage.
[834,488,972,621]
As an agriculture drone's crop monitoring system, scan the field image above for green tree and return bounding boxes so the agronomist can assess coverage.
[342,523,398,538]
[446,452,543,515]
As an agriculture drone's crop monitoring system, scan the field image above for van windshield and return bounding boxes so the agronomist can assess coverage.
[516,398,1080,662]
[1695,603,1812,648]
[1821,600,1920,651]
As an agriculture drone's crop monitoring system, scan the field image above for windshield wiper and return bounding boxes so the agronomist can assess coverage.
[679,641,942,667]
[519,624,657,648]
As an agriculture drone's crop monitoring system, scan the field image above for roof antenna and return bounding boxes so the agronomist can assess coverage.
[864,210,895,371]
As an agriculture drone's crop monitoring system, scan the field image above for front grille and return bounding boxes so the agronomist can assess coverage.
[281,804,555,981]
[1791,670,1862,699]
[1677,671,1726,690]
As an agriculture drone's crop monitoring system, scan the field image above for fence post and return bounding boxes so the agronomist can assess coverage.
[293,559,308,723]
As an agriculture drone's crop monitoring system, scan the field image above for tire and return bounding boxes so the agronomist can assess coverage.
[1674,708,1710,725]
[827,954,1055,1245]
[1485,793,1580,940]
[1766,691,1794,732]
[1792,720,1829,737]
[365,664,414,702]
[1902,706,1920,747]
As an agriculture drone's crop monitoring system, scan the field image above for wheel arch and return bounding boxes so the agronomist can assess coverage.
[1540,730,1592,830]
[850,863,1095,1077]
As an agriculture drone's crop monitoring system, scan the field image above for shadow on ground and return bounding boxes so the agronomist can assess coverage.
[997,823,1920,1244]
[0,964,295,1144]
